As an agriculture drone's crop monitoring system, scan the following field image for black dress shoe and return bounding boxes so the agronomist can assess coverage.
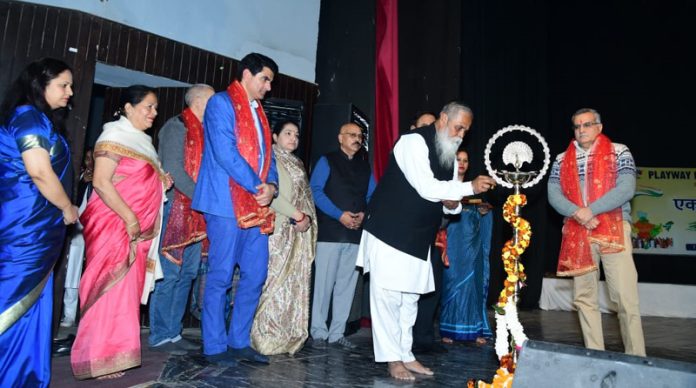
[328,337,357,350]
[308,338,327,349]
[172,337,200,351]
[205,351,238,367]
[149,341,187,356]
[228,346,269,364]
[52,334,75,357]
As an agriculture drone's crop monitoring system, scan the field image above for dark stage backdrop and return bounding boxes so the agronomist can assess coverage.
[314,0,375,165]
[461,1,696,306]
[458,1,551,309]
[397,0,462,139]
[397,0,696,308]
[545,1,696,287]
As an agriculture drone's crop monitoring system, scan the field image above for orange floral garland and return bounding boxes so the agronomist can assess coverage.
[495,194,531,310]
[472,354,516,388]
[477,194,532,388]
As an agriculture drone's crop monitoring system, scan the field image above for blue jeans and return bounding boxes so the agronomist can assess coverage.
[148,201,202,346]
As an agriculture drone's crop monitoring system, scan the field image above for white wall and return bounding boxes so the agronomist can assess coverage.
[20,0,320,83]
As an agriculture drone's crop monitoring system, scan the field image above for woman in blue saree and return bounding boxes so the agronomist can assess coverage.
[439,149,493,345]
[0,58,78,387]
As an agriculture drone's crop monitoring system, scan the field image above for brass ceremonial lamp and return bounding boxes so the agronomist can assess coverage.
[475,127,550,388]
[495,155,536,363]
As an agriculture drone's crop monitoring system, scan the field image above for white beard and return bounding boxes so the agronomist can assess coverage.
[434,129,462,168]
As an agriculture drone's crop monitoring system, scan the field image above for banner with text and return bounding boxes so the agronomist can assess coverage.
[630,167,696,256]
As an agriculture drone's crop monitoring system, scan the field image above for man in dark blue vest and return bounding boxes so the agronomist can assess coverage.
[356,102,496,380]
[309,122,376,350]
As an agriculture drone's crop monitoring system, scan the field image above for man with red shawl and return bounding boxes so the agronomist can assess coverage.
[148,84,214,354]
[192,53,279,365]
[548,108,645,357]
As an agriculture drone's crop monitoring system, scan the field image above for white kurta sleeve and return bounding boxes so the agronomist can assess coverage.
[393,133,474,202]
[443,202,462,214]
[443,160,463,214]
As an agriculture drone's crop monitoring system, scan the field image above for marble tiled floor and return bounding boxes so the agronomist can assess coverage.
[52,309,696,387]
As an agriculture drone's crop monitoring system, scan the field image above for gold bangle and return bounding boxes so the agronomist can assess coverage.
[127,221,139,227]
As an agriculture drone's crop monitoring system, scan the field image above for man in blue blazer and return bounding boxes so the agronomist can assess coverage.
[192,53,279,366]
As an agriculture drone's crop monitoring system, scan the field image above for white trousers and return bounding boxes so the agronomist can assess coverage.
[370,283,420,362]
[62,231,85,323]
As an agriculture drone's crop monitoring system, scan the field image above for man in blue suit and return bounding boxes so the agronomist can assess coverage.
[192,53,279,366]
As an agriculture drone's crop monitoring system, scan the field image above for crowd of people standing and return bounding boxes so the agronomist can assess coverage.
[0,53,645,386]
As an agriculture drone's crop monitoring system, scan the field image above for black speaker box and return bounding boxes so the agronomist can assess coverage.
[513,340,696,387]
[263,98,305,132]
[262,97,306,158]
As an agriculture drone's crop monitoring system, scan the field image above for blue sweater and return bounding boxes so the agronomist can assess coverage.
[309,155,376,221]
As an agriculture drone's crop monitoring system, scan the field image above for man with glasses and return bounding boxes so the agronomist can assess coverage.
[309,122,376,350]
[548,108,646,357]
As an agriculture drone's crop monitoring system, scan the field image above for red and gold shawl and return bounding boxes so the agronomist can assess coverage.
[160,107,208,265]
[557,134,624,277]
[227,80,274,234]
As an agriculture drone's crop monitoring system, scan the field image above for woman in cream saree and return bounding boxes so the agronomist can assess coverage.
[251,120,317,355]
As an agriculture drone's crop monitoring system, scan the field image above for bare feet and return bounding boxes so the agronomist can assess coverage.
[475,337,487,346]
[388,361,415,381]
[96,371,125,380]
[403,360,434,376]
[442,337,454,344]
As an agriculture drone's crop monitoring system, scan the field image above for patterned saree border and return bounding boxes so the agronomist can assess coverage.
[0,269,51,335]
[79,240,138,317]
[72,347,141,380]
[161,232,207,265]
[80,210,160,316]
[95,141,167,182]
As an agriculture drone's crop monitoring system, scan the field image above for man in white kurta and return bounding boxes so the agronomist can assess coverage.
[356,102,496,380]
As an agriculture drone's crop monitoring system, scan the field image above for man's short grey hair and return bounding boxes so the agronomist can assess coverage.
[571,108,601,124]
[185,84,214,107]
[441,101,473,119]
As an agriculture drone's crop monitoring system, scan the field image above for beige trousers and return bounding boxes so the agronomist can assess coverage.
[573,221,646,356]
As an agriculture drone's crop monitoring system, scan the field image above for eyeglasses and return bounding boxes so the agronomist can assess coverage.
[572,122,599,130]
[341,132,364,139]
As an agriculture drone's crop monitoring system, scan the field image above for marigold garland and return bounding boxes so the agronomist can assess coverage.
[479,194,532,387]
[474,354,516,388]
[496,194,530,309]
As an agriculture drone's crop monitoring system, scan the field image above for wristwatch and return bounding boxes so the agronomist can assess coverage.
[268,182,279,198]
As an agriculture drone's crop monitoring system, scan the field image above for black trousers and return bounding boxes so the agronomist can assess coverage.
[412,244,443,347]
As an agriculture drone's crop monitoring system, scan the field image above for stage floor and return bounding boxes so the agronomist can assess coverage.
[51,309,696,387]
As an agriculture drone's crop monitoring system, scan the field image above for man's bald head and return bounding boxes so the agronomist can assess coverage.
[185,84,215,120]
[338,122,364,158]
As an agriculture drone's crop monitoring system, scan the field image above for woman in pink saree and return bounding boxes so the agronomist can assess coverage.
[71,85,169,380]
